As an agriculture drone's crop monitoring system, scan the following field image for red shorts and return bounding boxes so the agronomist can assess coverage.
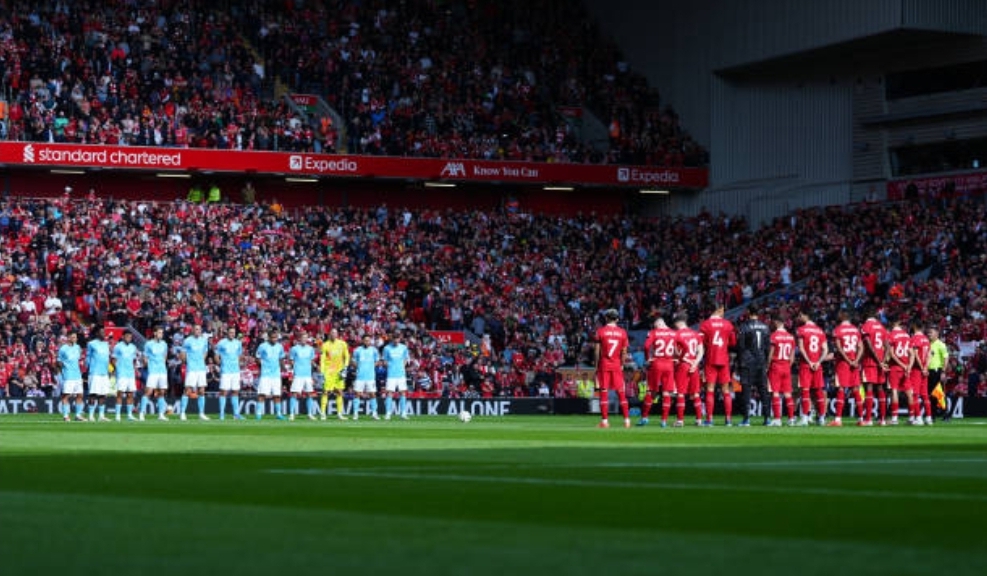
[675,364,701,396]
[910,371,929,396]
[887,367,909,391]
[834,362,859,388]
[704,363,731,386]
[861,361,885,385]
[596,369,625,393]
[768,366,792,395]
[647,362,676,394]
[798,365,824,389]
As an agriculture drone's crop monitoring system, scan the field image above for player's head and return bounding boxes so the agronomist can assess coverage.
[192,324,203,337]
[889,315,901,328]
[837,310,850,323]
[154,326,164,340]
[713,304,725,316]
[604,308,619,323]
[929,327,940,340]
[92,326,104,340]
[653,317,666,329]
[773,318,786,330]
[798,311,811,324]
[392,331,402,342]
[672,313,688,328]
[328,328,338,341]
[267,331,279,343]
[910,321,923,334]
[227,326,237,339]
[122,331,133,342]
[68,331,78,344]
[362,334,372,346]
[747,304,759,318]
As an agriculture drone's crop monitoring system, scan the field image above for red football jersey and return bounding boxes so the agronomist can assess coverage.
[860,319,888,364]
[910,333,930,370]
[595,325,628,371]
[888,328,912,369]
[699,316,735,366]
[645,327,678,363]
[769,329,796,369]
[675,327,703,364]
[796,322,827,364]
[832,322,862,364]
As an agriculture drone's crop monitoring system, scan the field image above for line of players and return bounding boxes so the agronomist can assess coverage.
[55,325,414,422]
[595,305,943,428]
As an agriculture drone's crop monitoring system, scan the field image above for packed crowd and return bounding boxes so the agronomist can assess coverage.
[1,192,986,402]
[1,0,706,166]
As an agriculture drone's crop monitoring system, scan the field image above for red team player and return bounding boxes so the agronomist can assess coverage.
[909,323,932,425]
[830,310,864,426]
[767,318,796,426]
[640,318,678,427]
[594,309,631,428]
[796,312,829,425]
[673,314,705,426]
[885,318,912,425]
[699,305,736,426]
[860,313,889,426]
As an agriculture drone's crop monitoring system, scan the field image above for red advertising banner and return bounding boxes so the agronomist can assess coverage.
[887,171,987,200]
[429,331,467,346]
[0,142,708,188]
[289,94,319,107]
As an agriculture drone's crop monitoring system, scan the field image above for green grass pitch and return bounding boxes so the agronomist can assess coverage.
[2,415,986,576]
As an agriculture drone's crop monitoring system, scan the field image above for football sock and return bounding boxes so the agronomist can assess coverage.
[641,393,654,418]
[877,388,887,420]
[88,403,96,419]
[923,396,932,418]
[369,397,378,415]
[61,401,70,418]
[786,396,795,420]
[618,393,629,419]
[891,398,899,418]
[800,392,811,418]
[705,391,714,421]
[599,391,609,420]
[336,395,344,416]
[676,395,686,421]
[722,391,733,421]
[399,395,408,416]
[257,401,265,418]
[99,404,106,418]
[835,388,845,419]
[693,396,703,420]
[289,397,297,416]
[197,395,205,415]
[864,391,874,421]
[385,396,394,416]
[353,397,362,417]
[180,395,189,415]
[157,397,166,416]
[232,396,241,416]
[815,388,827,418]
[320,393,329,415]
[772,395,782,420]
[661,395,671,421]
[218,397,226,418]
[75,401,84,417]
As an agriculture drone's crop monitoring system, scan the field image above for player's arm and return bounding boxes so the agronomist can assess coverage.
[820,340,831,366]
[692,343,704,371]
[797,334,810,365]
[593,341,601,369]
[767,339,775,365]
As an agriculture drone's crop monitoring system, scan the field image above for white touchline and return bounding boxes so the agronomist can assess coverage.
[264,468,987,501]
[582,457,987,468]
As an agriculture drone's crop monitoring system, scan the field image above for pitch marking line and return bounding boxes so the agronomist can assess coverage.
[265,464,987,502]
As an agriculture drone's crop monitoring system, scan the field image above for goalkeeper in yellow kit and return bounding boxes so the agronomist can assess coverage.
[319,328,351,419]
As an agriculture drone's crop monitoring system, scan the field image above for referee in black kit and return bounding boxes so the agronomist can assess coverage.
[736,304,772,426]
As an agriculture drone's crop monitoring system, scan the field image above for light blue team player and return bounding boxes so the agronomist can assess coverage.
[141,327,170,420]
[58,332,85,421]
[288,334,318,420]
[382,331,412,420]
[256,331,286,420]
[351,334,381,420]
[112,331,139,421]
[180,325,211,421]
[214,327,245,420]
[86,327,112,422]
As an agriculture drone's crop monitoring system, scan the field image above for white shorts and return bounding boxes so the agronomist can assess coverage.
[290,377,314,394]
[146,373,169,390]
[385,377,408,392]
[257,376,282,397]
[116,377,137,393]
[89,374,111,395]
[219,373,241,392]
[185,370,207,389]
[62,379,84,395]
[354,380,376,394]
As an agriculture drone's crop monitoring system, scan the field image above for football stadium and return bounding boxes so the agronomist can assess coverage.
[2,1,987,574]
